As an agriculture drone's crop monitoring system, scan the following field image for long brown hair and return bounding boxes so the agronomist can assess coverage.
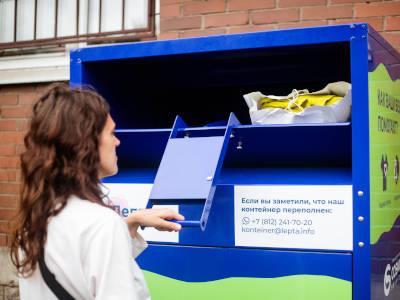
[10,83,110,276]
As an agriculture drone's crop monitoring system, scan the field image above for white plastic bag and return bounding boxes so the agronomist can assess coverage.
[243,82,352,125]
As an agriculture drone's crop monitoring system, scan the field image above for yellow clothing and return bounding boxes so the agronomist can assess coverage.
[261,94,343,113]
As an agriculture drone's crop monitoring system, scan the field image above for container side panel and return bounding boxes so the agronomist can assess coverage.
[368,30,400,300]
[137,245,352,300]
[350,24,371,300]
[368,26,400,80]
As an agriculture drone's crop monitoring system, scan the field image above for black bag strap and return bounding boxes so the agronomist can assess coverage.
[38,251,75,300]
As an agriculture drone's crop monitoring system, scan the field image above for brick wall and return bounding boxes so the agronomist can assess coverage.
[0,84,49,299]
[158,0,400,51]
[0,83,52,248]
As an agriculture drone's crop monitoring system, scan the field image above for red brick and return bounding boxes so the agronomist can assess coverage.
[252,9,299,25]
[0,221,11,233]
[17,119,30,132]
[205,12,249,28]
[181,28,226,38]
[0,145,15,156]
[139,37,157,42]
[0,196,17,208]
[0,85,36,93]
[355,2,400,18]
[0,234,6,246]
[0,94,18,105]
[160,4,181,18]
[332,18,383,31]
[386,16,400,31]
[279,0,326,8]
[0,120,17,131]
[302,5,353,21]
[230,0,275,11]
[0,170,17,182]
[0,132,25,144]
[0,208,17,221]
[229,24,276,34]
[0,183,20,194]
[8,170,17,181]
[0,106,32,118]
[0,157,20,169]
[161,0,185,4]
[183,0,226,15]
[158,31,180,40]
[381,32,400,50]
[331,0,379,3]
[19,93,39,105]
[278,20,328,29]
[161,16,202,31]
[36,83,54,92]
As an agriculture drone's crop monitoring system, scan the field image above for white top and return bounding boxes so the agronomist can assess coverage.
[19,196,151,300]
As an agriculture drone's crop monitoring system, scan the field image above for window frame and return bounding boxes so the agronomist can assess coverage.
[0,0,155,50]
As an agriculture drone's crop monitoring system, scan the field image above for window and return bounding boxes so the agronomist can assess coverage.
[0,0,155,50]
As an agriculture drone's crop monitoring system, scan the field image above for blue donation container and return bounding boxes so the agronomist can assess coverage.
[70,24,400,300]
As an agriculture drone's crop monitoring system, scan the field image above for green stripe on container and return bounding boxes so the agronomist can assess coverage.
[143,271,351,300]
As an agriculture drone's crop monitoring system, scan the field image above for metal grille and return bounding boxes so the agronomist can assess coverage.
[0,0,155,50]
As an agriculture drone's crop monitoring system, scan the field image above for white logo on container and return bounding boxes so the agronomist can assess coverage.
[384,264,391,297]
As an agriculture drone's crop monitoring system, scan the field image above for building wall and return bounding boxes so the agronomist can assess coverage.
[0,0,400,298]
[0,83,53,300]
[158,0,400,51]
[0,83,51,247]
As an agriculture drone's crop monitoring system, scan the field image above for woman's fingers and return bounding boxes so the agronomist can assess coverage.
[155,220,182,232]
[152,210,183,231]
[158,209,185,221]
[126,208,185,232]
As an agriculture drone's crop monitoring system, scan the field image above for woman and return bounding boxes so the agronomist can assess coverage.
[10,83,184,299]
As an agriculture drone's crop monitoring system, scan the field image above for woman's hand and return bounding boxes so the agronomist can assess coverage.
[125,208,185,238]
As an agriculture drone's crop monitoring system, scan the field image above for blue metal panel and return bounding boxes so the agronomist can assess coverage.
[350,23,371,300]
[114,130,169,168]
[199,112,240,229]
[103,167,352,186]
[219,167,352,185]
[69,50,83,87]
[112,122,351,169]
[73,24,359,63]
[150,136,225,200]
[149,113,240,230]
[102,168,157,184]
[225,122,351,167]
[169,115,188,139]
[137,244,353,282]
[177,185,234,246]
